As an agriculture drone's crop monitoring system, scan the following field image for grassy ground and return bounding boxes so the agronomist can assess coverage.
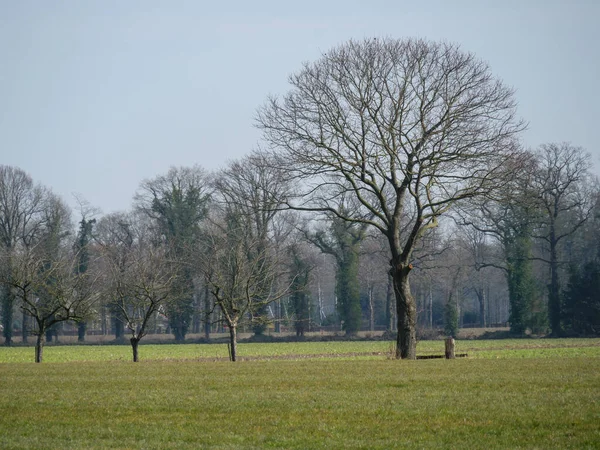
[0,338,599,363]
[1,340,599,449]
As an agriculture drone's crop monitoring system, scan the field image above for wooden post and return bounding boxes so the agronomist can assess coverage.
[445,337,455,359]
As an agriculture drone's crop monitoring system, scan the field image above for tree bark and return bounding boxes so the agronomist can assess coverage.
[204,283,211,340]
[275,299,281,333]
[114,317,124,341]
[429,285,433,329]
[2,288,14,345]
[130,337,140,362]
[77,321,87,342]
[228,324,237,362]
[35,334,44,363]
[548,229,561,335]
[477,288,486,328]
[368,285,375,332]
[393,264,417,359]
[445,337,455,359]
[386,274,395,332]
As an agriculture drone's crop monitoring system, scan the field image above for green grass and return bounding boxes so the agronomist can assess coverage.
[1,339,599,448]
[0,338,599,363]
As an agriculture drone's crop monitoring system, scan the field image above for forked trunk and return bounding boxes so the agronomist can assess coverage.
[35,334,44,363]
[392,263,417,359]
[228,324,237,362]
[130,337,140,362]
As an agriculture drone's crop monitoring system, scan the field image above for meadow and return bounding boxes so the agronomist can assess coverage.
[1,338,599,449]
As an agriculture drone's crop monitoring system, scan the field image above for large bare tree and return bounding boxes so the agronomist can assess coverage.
[257,38,525,358]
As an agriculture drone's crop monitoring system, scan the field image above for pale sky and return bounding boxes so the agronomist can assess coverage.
[1,0,599,215]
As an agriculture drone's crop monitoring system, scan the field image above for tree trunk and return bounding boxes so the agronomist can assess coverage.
[275,299,281,333]
[22,312,28,344]
[101,305,107,335]
[114,318,124,341]
[428,284,433,329]
[228,324,237,362]
[35,334,44,363]
[393,264,417,359]
[386,274,394,332]
[130,337,140,362]
[445,337,455,359]
[477,288,486,328]
[368,285,375,332]
[2,288,14,346]
[548,233,561,335]
[77,321,87,342]
[204,283,211,340]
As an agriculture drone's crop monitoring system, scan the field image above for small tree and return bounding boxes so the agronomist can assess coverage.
[214,153,292,336]
[202,215,290,361]
[2,241,100,363]
[102,238,176,362]
[94,212,133,341]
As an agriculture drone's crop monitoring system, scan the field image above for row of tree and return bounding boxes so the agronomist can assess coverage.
[1,38,599,362]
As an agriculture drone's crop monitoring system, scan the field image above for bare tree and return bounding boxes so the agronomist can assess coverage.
[0,166,46,345]
[99,216,177,362]
[214,152,292,335]
[94,212,134,340]
[530,143,596,335]
[257,38,525,358]
[201,216,290,361]
[1,195,100,362]
[456,226,499,328]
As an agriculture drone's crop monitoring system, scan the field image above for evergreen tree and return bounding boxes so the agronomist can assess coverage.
[288,244,312,337]
[137,167,210,341]
[309,213,366,336]
[443,296,459,338]
[505,223,536,334]
[562,261,600,335]
[73,217,95,341]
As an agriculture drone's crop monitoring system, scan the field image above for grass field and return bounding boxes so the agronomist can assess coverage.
[1,339,599,449]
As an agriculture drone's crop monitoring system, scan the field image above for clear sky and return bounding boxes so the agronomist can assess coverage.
[1,0,598,215]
